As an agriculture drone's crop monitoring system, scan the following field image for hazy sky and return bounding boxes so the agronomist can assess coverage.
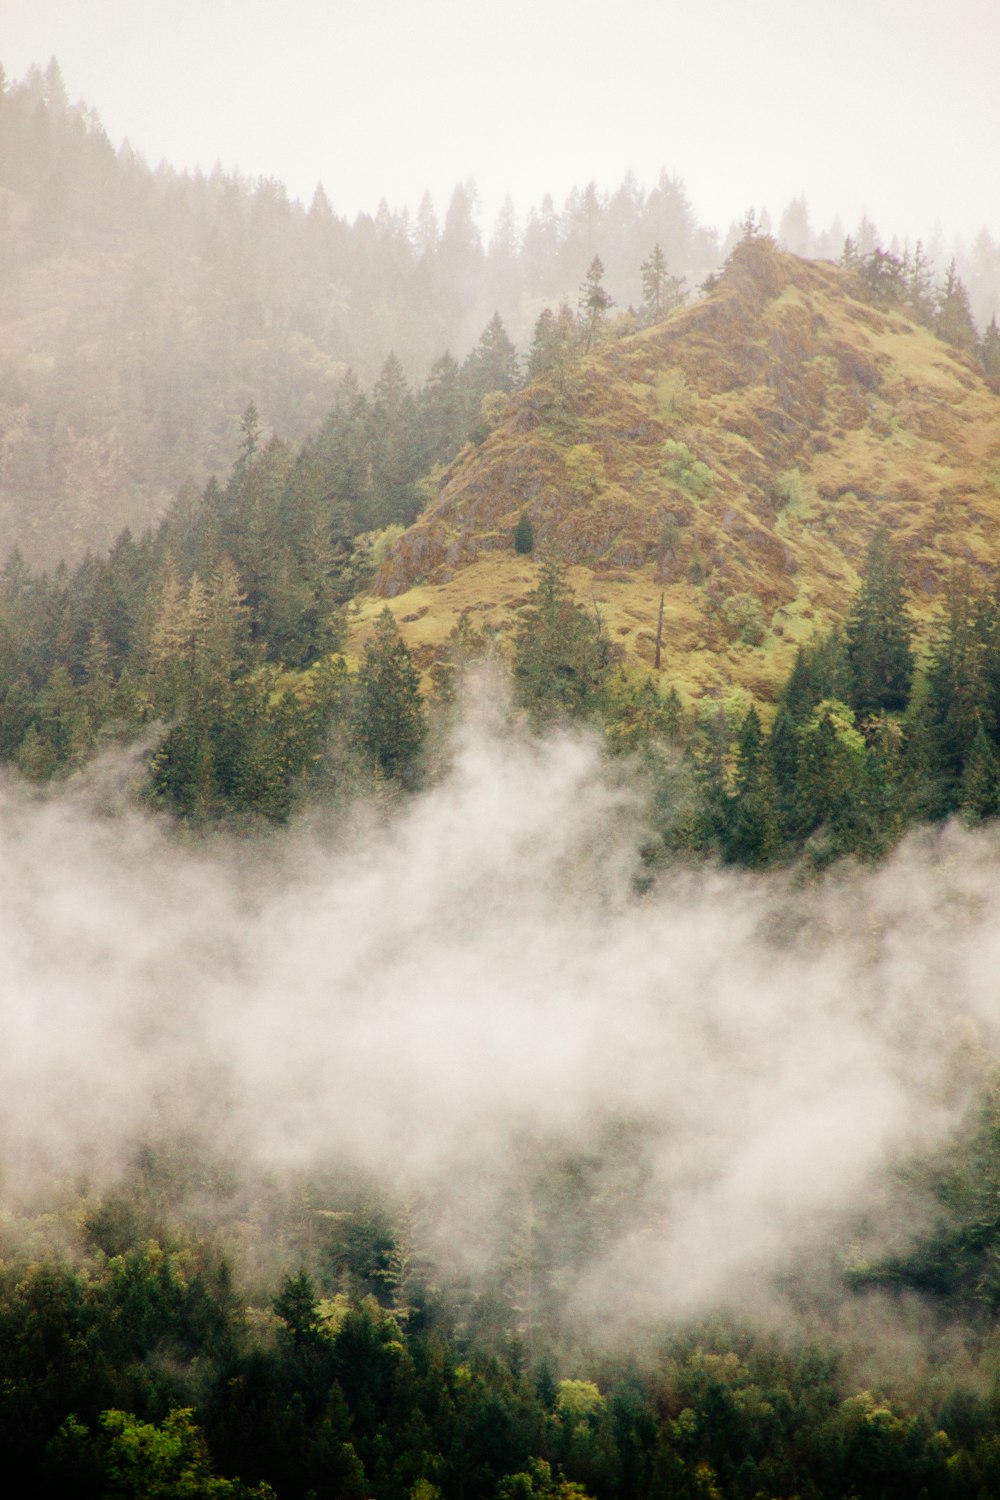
[4,0,998,245]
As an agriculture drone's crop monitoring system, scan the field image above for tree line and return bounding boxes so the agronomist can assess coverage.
[0,58,710,562]
[6,1111,1000,1500]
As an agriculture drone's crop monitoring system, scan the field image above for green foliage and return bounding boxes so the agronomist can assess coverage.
[661,439,712,495]
[721,592,766,647]
[555,1379,604,1424]
[776,467,804,507]
[514,510,536,555]
[638,243,686,325]
[273,1271,322,1347]
[578,256,614,351]
[604,676,684,751]
[512,558,617,725]
[845,528,913,715]
[935,260,978,353]
[355,608,426,782]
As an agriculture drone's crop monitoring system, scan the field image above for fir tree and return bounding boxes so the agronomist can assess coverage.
[639,244,685,325]
[979,315,1000,389]
[960,722,1000,824]
[355,607,425,782]
[935,260,978,352]
[513,510,535,555]
[726,706,781,865]
[513,557,612,723]
[578,256,613,351]
[845,528,914,715]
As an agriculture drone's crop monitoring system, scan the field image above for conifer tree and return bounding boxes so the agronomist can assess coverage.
[726,706,780,865]
[513,510,535,555]
[979,315,1000,389]
[925,571,989,807]
[355,607,425,781]
[418,350,466,467]
[528,303,578,381]
[903,240,936,323]
[791,698,867,854]
[369,353,420,528]
[463,312,520,401]
[845,528,914,715]
[935,260,978,352]
[578,256,613,351]
[639,244,685,325]
[960,722,1000,824]
[513,557,613,724]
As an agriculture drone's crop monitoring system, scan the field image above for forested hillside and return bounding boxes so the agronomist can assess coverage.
[8,52,1000,1500]
[370,238,1000,705]
[3,59,1000,568]
[0,59,715,563]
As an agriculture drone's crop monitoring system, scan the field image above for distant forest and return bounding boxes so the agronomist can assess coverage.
[2,58,1000,564]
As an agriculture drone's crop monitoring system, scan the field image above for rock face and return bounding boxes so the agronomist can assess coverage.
[370,241,1000,699]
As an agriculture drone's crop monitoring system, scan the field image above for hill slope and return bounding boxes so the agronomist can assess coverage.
[367,241,1000,703]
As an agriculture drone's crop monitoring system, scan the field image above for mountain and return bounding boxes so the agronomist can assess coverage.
[367,240,1000,704]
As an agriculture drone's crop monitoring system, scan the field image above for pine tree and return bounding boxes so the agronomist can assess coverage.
[463,312,520,401]
[935,260,978,353]
[791,699,867,856]
[418,350,467,467]
[513,510,535,555]
[903,240,936,323]
[355,608,425,781]
[528,303,578,381]
[845,528,914,715]
[512,557,612,724]
[925,571,989,809]
[578,256,613,351]
[726,706,780,865]
[639,244,685,325]
[978,315,1000,390]
[369,354,420,528]
[959,722,1000,824]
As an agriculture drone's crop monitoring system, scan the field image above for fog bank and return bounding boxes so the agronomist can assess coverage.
[2,715,998,1318]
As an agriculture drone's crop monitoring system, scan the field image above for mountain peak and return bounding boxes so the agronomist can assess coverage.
[368,247,1000,703]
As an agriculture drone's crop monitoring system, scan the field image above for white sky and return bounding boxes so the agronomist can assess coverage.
[3,0,998,244]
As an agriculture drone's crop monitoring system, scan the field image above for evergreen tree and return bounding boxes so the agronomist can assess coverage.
[725,706,780,865]
[355,608,426,782]
[780,632,851,721]
[925,572,989,810]
[935,260,978,352]
[791,698,868,856]
[315,371,374,531]
[979,315,1000,389]
[638,244,685,325]
[463,313,520,403]
[903,240,936,323]
[528,303,579,381]
[513,511,535,555]
[858,248,906,307]
[845,528,914,715]
[513,557,613,724]
[368,354,421,529]
[418,350,467,468]
[577,257,613,351]
[960,722,1000,824]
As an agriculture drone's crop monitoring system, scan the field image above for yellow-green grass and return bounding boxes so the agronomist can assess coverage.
[354,242,1000,709]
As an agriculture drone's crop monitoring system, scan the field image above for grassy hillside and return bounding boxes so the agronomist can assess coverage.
[362,241,1000,705]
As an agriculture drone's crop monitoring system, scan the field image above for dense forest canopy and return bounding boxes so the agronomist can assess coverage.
[6,52,1000,1500]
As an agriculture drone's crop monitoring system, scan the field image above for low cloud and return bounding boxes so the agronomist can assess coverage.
[1,708,997,1322]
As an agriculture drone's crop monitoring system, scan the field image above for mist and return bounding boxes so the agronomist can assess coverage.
[2,702,998,1327]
